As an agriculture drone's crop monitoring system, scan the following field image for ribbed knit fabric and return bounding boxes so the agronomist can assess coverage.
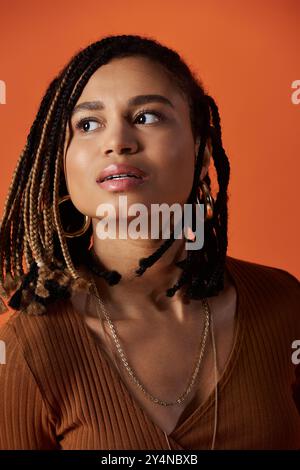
[0,256,299,450]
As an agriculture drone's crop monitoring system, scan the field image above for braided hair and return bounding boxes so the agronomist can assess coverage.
[0,34,230,315]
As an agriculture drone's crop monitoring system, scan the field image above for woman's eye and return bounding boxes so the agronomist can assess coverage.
[76,119,100,133]
[134,111,162,125]
[75,110,163,133]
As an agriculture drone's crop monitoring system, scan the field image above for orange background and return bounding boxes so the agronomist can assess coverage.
[0,0,299,325]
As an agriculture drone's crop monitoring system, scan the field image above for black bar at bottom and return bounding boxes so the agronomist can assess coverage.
[0,450,299,468]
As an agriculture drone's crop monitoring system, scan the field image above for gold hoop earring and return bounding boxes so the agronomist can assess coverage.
[57,195,91,238]
[197,181,214,221]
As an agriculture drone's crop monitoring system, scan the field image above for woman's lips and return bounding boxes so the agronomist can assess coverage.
[97,175,148,192]
[96,163,149,192]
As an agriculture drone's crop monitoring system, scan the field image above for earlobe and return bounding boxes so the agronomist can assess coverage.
[195,136,201,155]
[204,143,211,165]
[206,136,212,155]
[194,137,212,180]
[194,136,212,157]
[200,143,212,180]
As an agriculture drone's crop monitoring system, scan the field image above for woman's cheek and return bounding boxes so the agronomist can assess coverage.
[66,142,91,182]
[65,145,92,202]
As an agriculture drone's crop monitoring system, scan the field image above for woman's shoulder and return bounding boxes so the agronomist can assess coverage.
[226,255,299,331]
[226,254,299,284]
[226,254,299,296]
[0,297,86,407]
[0,297,76,365]
[0,309,63,450]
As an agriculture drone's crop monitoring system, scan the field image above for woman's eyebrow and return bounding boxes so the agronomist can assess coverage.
[71,94,175,116]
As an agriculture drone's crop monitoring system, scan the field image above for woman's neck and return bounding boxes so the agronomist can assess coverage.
[87,231,191,318]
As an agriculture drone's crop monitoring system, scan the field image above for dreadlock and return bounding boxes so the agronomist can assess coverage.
[0,34,230,315]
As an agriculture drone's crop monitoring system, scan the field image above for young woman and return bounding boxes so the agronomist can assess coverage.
[0,34,299,450]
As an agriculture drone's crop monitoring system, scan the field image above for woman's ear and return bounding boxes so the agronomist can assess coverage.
[194,136,201,156]
[195,136,212,180]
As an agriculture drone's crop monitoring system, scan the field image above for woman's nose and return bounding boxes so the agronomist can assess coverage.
[103,121,139,156]
[105,142,137,155]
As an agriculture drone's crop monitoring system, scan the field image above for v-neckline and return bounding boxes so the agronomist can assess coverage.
[70,256,246,440]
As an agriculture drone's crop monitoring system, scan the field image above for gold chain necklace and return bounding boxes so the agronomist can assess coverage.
[90,275,210,407]
[164,310,219,450]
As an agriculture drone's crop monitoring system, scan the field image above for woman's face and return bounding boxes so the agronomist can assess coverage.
[64,55,210,224]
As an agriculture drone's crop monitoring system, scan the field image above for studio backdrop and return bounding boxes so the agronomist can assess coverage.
[0,0,299,326]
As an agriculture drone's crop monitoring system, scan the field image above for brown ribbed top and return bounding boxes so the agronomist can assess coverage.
[0,256,299,450]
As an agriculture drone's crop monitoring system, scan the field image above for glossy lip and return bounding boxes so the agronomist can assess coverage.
[96,163,149,193]
[96,163,148,183]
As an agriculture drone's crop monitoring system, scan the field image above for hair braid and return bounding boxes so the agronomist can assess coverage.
[135,236,177,277]
[52,136,78,280]
[0,76,61,293]
[28,76,71,264]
